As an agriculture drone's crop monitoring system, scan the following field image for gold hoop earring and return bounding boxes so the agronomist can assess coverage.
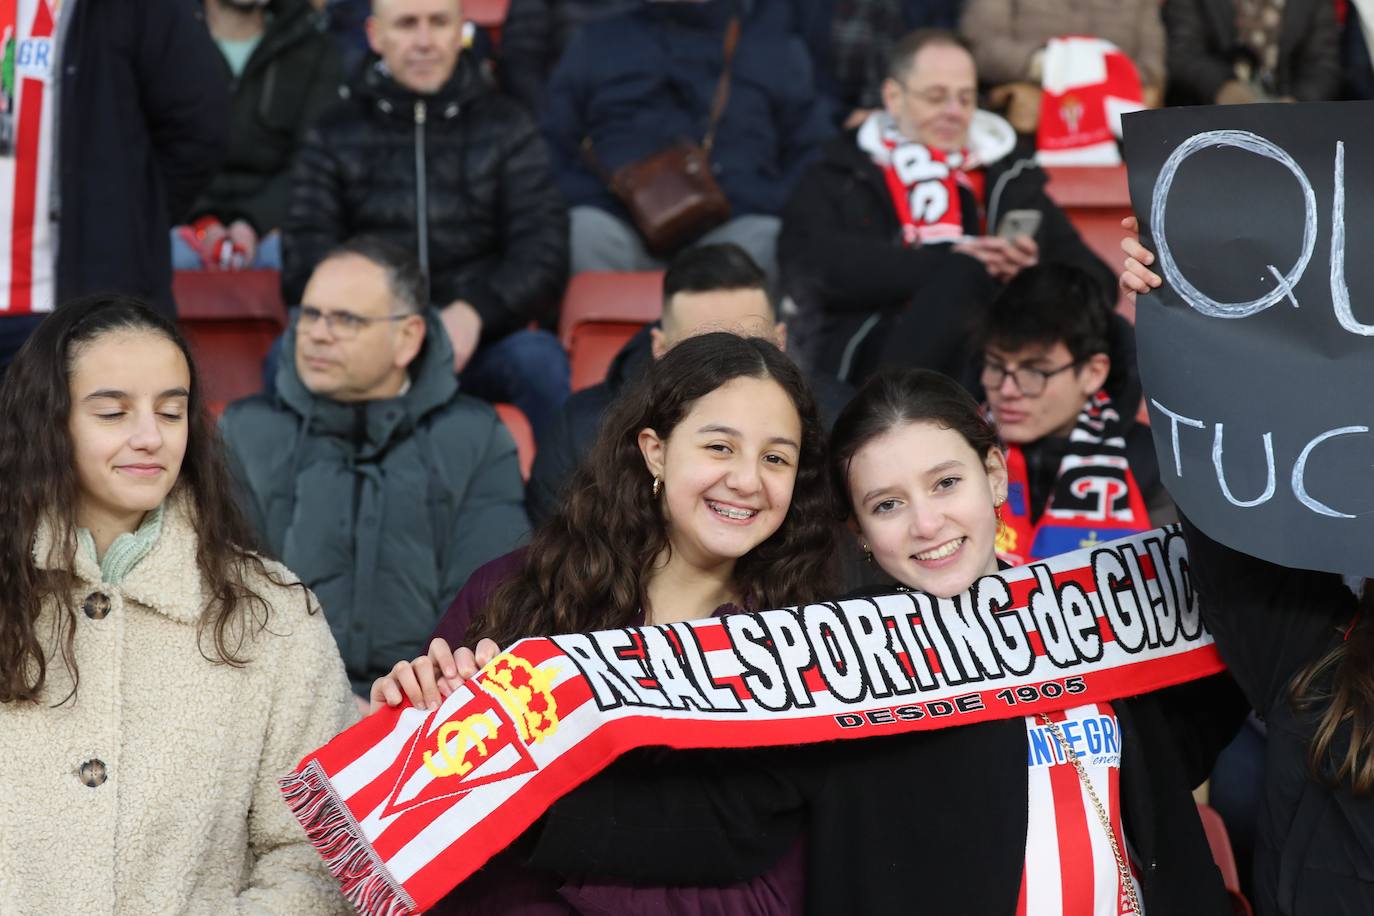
[652,476,662,498]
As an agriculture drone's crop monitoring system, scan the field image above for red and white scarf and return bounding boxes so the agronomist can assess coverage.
[281,527,1222,915]
[0,0,58,314]
[999,391,1153,566]
[857,111,985,246]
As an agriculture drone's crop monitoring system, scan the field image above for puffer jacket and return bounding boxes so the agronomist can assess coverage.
[190,0,342,235]
[0,497,357,913]
[282,53,568,345]
[220,312,531,691]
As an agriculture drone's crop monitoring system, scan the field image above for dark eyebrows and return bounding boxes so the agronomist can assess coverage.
[696,424,800,450]
[82,387,190,402]
[925,459,965,477]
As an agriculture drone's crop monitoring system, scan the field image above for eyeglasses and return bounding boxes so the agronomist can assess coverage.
[296,305,412,340]
[898,84,977,110]
[980,358,1082,397]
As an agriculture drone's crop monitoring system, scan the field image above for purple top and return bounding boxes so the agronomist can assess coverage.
[427,549,805,916]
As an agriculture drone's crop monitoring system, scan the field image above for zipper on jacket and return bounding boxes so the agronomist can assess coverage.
[414,100,430,279]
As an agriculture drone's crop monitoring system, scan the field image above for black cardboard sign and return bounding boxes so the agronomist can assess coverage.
[1124,102,1374,576]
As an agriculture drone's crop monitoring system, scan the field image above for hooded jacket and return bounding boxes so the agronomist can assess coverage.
[220,312,530,691]
[0,496,356,912]
[190,0,342,235]
[282,53,568,345]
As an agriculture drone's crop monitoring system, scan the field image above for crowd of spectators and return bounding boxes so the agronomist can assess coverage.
[3,0,1373,908]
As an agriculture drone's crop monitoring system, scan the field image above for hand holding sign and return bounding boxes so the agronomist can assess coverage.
[1123,102,1374,576]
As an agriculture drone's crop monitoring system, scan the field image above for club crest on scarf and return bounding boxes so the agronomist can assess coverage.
[384,655,560,817]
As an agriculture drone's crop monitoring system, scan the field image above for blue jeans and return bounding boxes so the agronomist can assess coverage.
[0,313,47,374]
[170,229,283,270]
[459,329,569,443]
[262,326,569,443]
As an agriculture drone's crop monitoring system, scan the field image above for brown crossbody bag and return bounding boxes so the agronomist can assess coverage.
[582,17,741,255]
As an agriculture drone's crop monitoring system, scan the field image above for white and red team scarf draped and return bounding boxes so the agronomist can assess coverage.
[998,390,1152,566]
[856,110,985,246]
[1019,704,1142,916]
[280,528,1224,915]
[0,0,57,315]
[1035,35,1145,167]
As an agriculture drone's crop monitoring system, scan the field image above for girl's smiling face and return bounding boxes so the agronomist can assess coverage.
[639,375,802,576]
[847,420,1006,598]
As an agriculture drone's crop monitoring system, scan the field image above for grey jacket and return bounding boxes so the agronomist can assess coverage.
[221,313,530,691]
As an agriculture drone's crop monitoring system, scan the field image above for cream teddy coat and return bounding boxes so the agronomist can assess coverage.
[0,499,358,913]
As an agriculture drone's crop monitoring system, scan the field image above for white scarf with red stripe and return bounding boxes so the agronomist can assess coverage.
[856,111,985,245]
[281,527,1223,915]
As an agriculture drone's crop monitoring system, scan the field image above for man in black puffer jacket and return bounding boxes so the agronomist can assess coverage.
[283,0,570,438]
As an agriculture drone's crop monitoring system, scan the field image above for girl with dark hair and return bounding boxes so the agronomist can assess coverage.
[507,368,1245,916]
[1123,217,1374,913]
[372,331,839,912]
[0,296,356,912]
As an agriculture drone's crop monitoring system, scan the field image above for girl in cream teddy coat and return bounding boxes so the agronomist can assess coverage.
[0,296,357,913]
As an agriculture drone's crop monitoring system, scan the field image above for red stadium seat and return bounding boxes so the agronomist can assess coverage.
[1043,165,1134,319]
[494,402,535,481]
[464,0,510,26]
[1196,802,1253,916]
[557,271,663,392]
[174,270,288,418]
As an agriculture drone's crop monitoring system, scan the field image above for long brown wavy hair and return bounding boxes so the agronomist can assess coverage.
[0,295,303,704]
[1291,585,1374,794]
[468,333,839,646]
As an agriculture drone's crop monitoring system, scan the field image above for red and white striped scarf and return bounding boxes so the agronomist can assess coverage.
[281,527,1224,914]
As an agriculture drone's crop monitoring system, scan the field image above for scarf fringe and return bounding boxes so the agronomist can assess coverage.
[281,760,416,916]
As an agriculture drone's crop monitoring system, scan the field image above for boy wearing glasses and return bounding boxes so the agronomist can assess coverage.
[976,262,1170,564]
[779,28,1112,386]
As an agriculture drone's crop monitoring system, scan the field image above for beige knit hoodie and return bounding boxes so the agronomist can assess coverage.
[0,497,358,913]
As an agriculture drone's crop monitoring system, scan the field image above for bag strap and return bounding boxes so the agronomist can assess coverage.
[702,16,741,155]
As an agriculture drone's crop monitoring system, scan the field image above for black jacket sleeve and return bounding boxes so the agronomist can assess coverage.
[497,0,553,112]
[1289,0,1341,101]
[235,43,343,235]
[527,747,809,885]
[1180,515,1356,718]
[281,121,349,304]
[138,0,231,223]
[779,164,981,313]
[453,108,569,342]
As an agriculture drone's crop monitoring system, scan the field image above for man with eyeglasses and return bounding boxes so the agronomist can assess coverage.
[779,27,1113,386]
[221,236,529,704]
[974,262,1169,565]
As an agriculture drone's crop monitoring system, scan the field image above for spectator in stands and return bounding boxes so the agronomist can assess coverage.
[1164,0,1340,105]
[222,238,529,697]
[975,263,1168,565]
[960,0,1165,135]
[497,0,638,112]
[780,28,1113,386]
[0,0,229,370]
[172,0,342,272]
[0,295,355,911]
[283,0,570,439]
[541,0,834,283]
[528,243,853,525]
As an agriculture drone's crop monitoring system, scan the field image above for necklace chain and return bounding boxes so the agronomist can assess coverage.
[1037,714,1143,916]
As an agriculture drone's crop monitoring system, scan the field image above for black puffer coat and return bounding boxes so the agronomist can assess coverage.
[283,54,569,344]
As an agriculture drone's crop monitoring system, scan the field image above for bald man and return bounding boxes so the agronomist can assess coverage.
[282,0,572,438]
